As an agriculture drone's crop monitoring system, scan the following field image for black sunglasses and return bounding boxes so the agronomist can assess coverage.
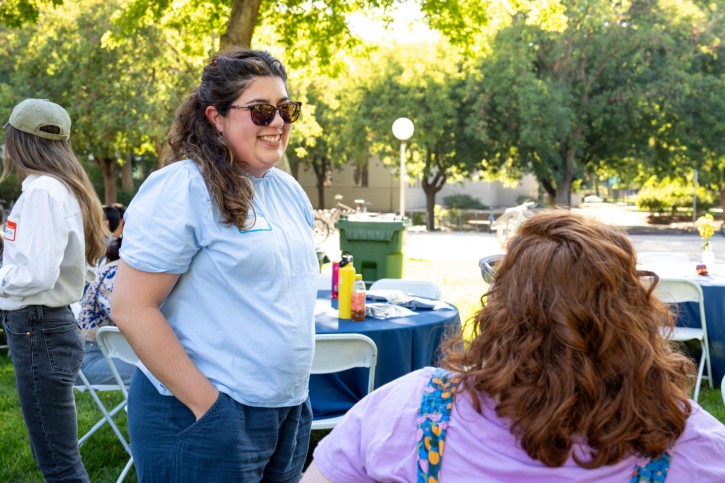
[479,254,504,284]
[229,101,302,126]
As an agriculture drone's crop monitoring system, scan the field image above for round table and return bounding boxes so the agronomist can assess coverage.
[310,290,460,419]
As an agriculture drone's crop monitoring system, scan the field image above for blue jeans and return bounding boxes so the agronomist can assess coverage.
[2,305,89,482]
[128,371,312,482]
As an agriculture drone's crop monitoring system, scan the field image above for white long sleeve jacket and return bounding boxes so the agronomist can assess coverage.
[0,174,86,310]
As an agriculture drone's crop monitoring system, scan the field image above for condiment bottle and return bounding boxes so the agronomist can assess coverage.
[338,255,355,320]
[351,274,366,322]
[331,261,339,308]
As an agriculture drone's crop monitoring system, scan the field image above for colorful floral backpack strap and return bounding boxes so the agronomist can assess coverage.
[630,451,672,482]
[416,368,461,483]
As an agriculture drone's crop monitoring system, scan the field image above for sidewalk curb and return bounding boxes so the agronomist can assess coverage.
[618,225,697,236]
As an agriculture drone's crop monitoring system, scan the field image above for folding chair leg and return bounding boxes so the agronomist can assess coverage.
[704,343,713,389]
[117,457,134,483]
[693,349,707,402]
[76,370,132,456]
[78,400,126,447]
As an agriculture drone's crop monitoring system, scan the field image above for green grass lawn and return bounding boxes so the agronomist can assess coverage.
[0,256,723,481]
[0,355,136,482]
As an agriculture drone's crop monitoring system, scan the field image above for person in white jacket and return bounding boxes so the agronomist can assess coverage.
[1,98,106,482]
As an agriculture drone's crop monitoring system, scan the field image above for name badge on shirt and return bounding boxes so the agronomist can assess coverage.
[5,220,16,241]
[239,212,271,234]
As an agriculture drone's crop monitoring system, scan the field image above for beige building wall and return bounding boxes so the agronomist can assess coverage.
[295,157,541,212]
[411,174,541,210]
[296,157,401,212]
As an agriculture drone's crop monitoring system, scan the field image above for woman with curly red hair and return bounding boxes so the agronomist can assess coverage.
[303,211,725,482]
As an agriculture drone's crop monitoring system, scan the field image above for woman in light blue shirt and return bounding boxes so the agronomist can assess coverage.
[111,49,318,482]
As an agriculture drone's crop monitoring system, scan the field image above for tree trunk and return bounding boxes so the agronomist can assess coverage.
[311,157,328,209]
[316,181,325,210]
[220,0,263,51]
[98,157,117,205]
[121,156,133,193]
[720,189,725,222]
[594,173,600,197]
[554,142,576,207]
[541,178,556,206]
[353,161,369,188]
[288,158,300,179]
[554,178,573,207]
[424,189,436,231]
[421,157,447,231]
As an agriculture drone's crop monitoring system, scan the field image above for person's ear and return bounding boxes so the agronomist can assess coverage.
[205,106,224,133]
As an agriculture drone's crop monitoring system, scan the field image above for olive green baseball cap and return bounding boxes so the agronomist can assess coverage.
[4,98,71,141]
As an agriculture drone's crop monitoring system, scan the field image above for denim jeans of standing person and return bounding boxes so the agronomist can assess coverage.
[2,305,90,483]
[128,371,312,482]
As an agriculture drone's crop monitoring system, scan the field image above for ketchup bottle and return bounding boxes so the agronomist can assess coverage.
[331,261,339,308]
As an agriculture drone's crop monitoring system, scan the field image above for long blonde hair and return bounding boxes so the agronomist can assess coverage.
[3,126,107,265]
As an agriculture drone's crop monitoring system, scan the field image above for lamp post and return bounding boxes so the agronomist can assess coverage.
[392,117,414,217]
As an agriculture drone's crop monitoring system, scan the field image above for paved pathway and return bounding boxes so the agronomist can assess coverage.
[319,203,725,266]
[322,230,725,263]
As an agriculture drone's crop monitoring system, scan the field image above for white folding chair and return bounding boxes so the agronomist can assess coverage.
[653,278,713,401]
[369,278,442,300]
[96,326,140,483]
[637,252,692,265]
[637,252,694,276]
[310,333,378,430]
[75,370,132,457]
[72,304,133,455]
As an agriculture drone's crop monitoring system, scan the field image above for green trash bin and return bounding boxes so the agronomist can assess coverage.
[336,214,410,283]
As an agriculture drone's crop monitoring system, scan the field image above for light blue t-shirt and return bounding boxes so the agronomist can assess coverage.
[120,160,319,407]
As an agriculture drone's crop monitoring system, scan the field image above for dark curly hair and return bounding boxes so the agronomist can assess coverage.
[161,48,289,229]
[442,210,695,468]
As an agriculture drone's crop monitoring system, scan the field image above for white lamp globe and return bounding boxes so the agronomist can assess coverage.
[392,117,414,141]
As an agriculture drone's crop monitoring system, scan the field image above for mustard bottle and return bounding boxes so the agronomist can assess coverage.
[338,255,355,320]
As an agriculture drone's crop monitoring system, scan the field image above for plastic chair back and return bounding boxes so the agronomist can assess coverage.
[310,333,378,430]
[96,326,139,398]
[369,278,442,300]
[653,277,712,401]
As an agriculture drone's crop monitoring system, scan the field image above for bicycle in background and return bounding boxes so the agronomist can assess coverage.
[313,194,360,245]
[491,201,538,247]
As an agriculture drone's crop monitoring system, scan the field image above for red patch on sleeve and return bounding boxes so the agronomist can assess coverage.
[5,220,16,241]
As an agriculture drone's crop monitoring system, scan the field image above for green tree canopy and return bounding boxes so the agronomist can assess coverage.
[340,43,486,229]
[643,1,725,214]
[465,0,682,206]
[0,0,211,203]
[0,0,63,27]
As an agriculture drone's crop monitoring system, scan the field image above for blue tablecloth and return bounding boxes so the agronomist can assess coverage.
[671,275,725,385]
[310,290,460,419]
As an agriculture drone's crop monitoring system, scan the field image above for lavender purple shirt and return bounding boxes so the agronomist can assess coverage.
[313,367,725,482]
